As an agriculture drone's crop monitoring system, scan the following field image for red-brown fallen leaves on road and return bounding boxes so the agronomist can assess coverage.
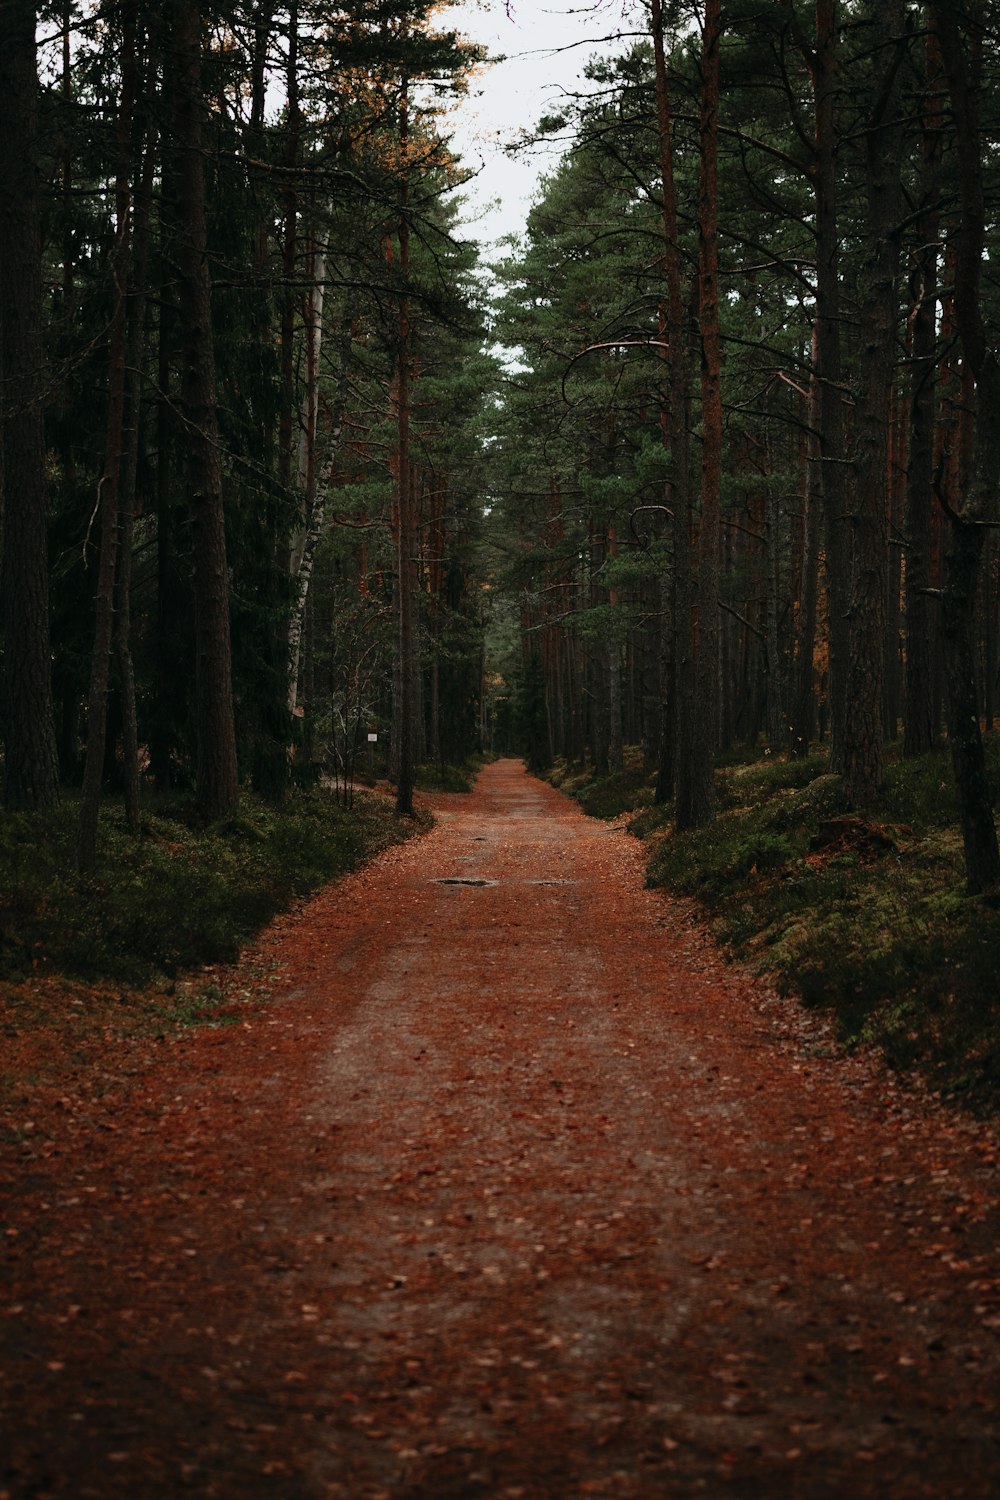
[2,760,999,1499]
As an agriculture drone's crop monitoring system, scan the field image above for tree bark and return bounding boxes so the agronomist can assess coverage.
[0,1,60,811]
[78,0,138,872]
[791,335,823,756]
[394,81,416,815]
[904,363,938,754]
[116,111,158,836]
[169,0,240,821]
[686,0,723,828]
[277,0,300,494]
[903,19,941,757]
[808,0,851,776]
[607,522,624,775]
[842,0,906,810]
[765,480,786,755]
[289,299,353,716]
[929,0,1000,892]
[649,0,692,817]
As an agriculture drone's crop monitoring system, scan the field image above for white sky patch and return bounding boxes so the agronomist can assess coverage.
[442,1,637,254]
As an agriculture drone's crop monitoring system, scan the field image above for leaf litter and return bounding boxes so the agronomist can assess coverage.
[2,760,999,1498]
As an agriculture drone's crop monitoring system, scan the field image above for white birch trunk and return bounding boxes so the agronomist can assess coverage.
[288,289,354,715]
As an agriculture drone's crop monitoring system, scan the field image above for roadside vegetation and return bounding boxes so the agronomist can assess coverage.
[0,786,428,988]
[548,738,1000,1120]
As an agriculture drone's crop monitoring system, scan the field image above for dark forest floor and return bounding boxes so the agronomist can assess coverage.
[2,760,999,1497]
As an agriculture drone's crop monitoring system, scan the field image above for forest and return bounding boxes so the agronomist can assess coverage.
[1,1,1000,1088]
[7,8,1000,1492]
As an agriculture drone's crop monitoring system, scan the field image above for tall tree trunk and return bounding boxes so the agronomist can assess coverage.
[0,1,59,810]
[842,0,906,809]
[250,0,299,800]
[395,81,416,815]
[607,522,624,775]
[765,483,786,754]
[686,0,722,828]
[791,337,823,756]
[929,0,1000,892]
[58,0,77,502]
[654,558,675,799]
[904,19,942,757]
[808,0,851,775]
[884,397,905,740]
[116,113,158,836]
[78,0,138,872]
[170,0,239,820]
[650,0,692,816]
[277,0,300,493]
[289,299,353,716]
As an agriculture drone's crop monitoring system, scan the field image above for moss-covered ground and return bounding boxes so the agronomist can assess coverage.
[0,785,428,987]
[547,739,1000,1119]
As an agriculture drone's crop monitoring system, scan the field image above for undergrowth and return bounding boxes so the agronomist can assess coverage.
[548,746,653,820]
[414,755,487,793]
[0,787,427,986]
[552,739,1000,1118]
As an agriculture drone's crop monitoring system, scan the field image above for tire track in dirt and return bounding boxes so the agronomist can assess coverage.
[3,759,999,1498]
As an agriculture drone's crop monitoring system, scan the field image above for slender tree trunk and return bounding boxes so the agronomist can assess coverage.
[0,1,59,811]
[930,0,1000,891]
[884,397,905,740]
[654,559,675,800]
[810,0,851,775]
[650,0,692,816]
[116,114,158,836]
[842,0,906,809]
[765,483,786,754]
[791,337,823,756]
[289,301,353,715]
[296,226,327,520]
[607,522,624,775]
[653,310,675,801]
[941,516,999,892]
[686,0,722,828]
[277,0,300,493]
[151,278,190,789]
[904,21,942,757]
[395,81,416,815]
[78,0,138,871]
[170,0,239,820]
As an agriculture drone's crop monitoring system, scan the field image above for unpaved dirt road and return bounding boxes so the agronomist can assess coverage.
[3,759,999,1498]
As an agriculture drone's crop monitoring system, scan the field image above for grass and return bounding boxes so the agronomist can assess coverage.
[0,785,428,987]
[550,738,1000,1119]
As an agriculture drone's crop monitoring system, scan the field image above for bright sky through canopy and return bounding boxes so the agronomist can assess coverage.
[444,1,633,252]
